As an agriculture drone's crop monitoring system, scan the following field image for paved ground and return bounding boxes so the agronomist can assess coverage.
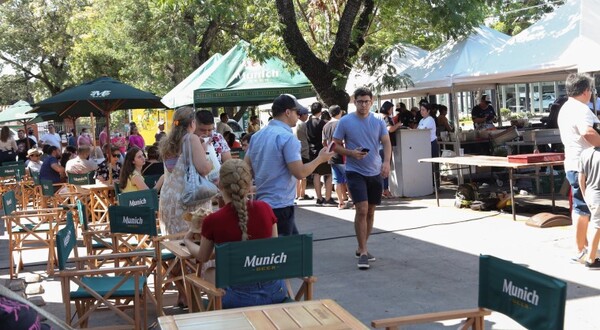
[1,182,599,329]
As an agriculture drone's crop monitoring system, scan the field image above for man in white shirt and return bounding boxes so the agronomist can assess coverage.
[558,73,600,263]
[216,113,233,135]
[65,145,98,175]
[40,124,61,149]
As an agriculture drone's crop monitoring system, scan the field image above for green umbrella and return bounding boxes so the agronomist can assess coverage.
[30,76,166,179]
[0,101,61,148]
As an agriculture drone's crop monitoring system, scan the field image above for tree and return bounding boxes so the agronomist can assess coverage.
[489,0,565,36]
[0,0,88,98]
[268,0,496,109]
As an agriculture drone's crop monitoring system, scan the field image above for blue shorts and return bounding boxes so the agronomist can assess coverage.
[223,280,287,309]
[347,171,382,205]
[566,171,591,216]
[331,164,347,184]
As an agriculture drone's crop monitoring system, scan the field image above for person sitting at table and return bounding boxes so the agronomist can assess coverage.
[96,146,122,184]
[119,146,149,192]
[142,145,164,176]
[184,159,286,309]
[65,145,98,175]
[25,148,43,173]
[39,145,65,183]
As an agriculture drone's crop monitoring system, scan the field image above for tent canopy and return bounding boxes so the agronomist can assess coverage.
[383,26,510,98]
[346,43,429,94]
[456,0,600,87]
[193,41,314,107]
[161,53,223,109]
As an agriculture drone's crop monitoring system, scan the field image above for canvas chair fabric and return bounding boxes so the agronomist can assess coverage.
[186,234,315,312]
[371,255,566,330]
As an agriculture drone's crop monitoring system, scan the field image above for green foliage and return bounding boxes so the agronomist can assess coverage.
[489,0,564,36]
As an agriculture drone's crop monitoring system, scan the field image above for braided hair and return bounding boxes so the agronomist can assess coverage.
[219,159,252,240]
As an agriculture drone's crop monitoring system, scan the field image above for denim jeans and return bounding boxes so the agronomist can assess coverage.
[222,280,287,309]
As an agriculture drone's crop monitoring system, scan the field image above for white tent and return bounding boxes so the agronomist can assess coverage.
[346,43,428,94]
[383,26,510,98]
[455,0,600,87]
[161,53,222,108]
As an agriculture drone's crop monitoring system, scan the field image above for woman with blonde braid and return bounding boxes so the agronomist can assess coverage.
[184,159,285,309]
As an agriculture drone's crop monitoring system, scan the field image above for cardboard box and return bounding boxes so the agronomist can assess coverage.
[507,153,565,164]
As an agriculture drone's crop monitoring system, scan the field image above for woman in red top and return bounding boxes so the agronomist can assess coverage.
[185,159,286,308]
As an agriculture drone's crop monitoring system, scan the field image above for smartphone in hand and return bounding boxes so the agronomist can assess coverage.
[360,148,370,153]
[327,141,336,153]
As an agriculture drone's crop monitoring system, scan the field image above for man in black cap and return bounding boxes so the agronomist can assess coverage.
[245,94,334,235]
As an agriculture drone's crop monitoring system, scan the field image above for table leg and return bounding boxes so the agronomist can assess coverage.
[509,169,516,221]
[550,165,556,211]
[434,169,439,207]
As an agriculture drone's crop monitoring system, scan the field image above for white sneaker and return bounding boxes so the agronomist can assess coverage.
[571,247,588,264]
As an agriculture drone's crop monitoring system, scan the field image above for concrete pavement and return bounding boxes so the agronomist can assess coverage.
[1,185,598,329]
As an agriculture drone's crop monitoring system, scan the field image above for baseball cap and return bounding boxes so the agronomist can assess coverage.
[272,94,308,115]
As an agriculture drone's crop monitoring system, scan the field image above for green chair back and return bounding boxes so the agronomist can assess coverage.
[2,161,21,167]
[56,213,76,270]
[117,189,159,213]
[29,169,40,185]
[215,234,313,288]
[2,190,17,216]
[108,205,157,237]
[76,199,89,231]
[478,255,566,330]
[143,174,162,189]
[40,179,56,197]
[0,164,25,181]
[67,172,94,186]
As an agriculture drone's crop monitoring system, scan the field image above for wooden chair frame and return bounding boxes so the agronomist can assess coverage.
[56,213,150,330]
[2,190,62,278]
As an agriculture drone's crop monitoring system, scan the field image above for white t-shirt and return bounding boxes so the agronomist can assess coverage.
[558,98,600,171]
[41,132,61,149]
[418,116,437,142]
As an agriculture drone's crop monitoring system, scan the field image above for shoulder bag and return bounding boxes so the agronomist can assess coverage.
[181,134,218,206]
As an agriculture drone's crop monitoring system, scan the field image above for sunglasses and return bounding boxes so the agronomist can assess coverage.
[112,154,120,157]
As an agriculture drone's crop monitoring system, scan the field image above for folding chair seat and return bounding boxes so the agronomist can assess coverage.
[185,234,316,312]
[2,190,61,278]
[56,213,150,330]
[371,255,567,330]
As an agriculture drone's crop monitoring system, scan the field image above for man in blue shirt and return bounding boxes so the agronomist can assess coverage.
[333,87,391,270]
[245,94,334,236]
[39,145,65,183]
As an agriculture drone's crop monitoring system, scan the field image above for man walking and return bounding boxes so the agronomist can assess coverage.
[307,102,334,205]
[558,73,600,263]
[245,94,333,236]
[333,87,391,270]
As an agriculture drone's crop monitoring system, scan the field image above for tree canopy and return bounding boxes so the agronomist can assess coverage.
[0,0,563,108]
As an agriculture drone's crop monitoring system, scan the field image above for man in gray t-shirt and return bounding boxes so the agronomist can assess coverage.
[332,87,391,270]
[579,146,600,269]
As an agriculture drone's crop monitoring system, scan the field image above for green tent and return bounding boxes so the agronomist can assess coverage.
[161,53,223,108]
[193,40,314,107]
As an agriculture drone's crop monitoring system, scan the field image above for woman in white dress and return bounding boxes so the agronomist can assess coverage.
[158,106,213,236]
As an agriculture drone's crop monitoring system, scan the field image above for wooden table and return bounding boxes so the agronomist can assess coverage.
[420,155,564,220]
[158,299,368,330]
[81,183,115,224]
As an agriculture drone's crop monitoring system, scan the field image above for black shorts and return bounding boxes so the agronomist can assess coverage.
[346,171,382,205]
[313,162,332,175]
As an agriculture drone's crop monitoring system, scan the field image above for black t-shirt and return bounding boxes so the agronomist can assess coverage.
[142,161,164,175]
[306,116,326,159]
[16,137,36,161]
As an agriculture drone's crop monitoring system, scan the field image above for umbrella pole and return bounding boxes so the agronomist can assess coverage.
[90,113,96,147]
[22,121,30,150]
[106,112,112,185]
